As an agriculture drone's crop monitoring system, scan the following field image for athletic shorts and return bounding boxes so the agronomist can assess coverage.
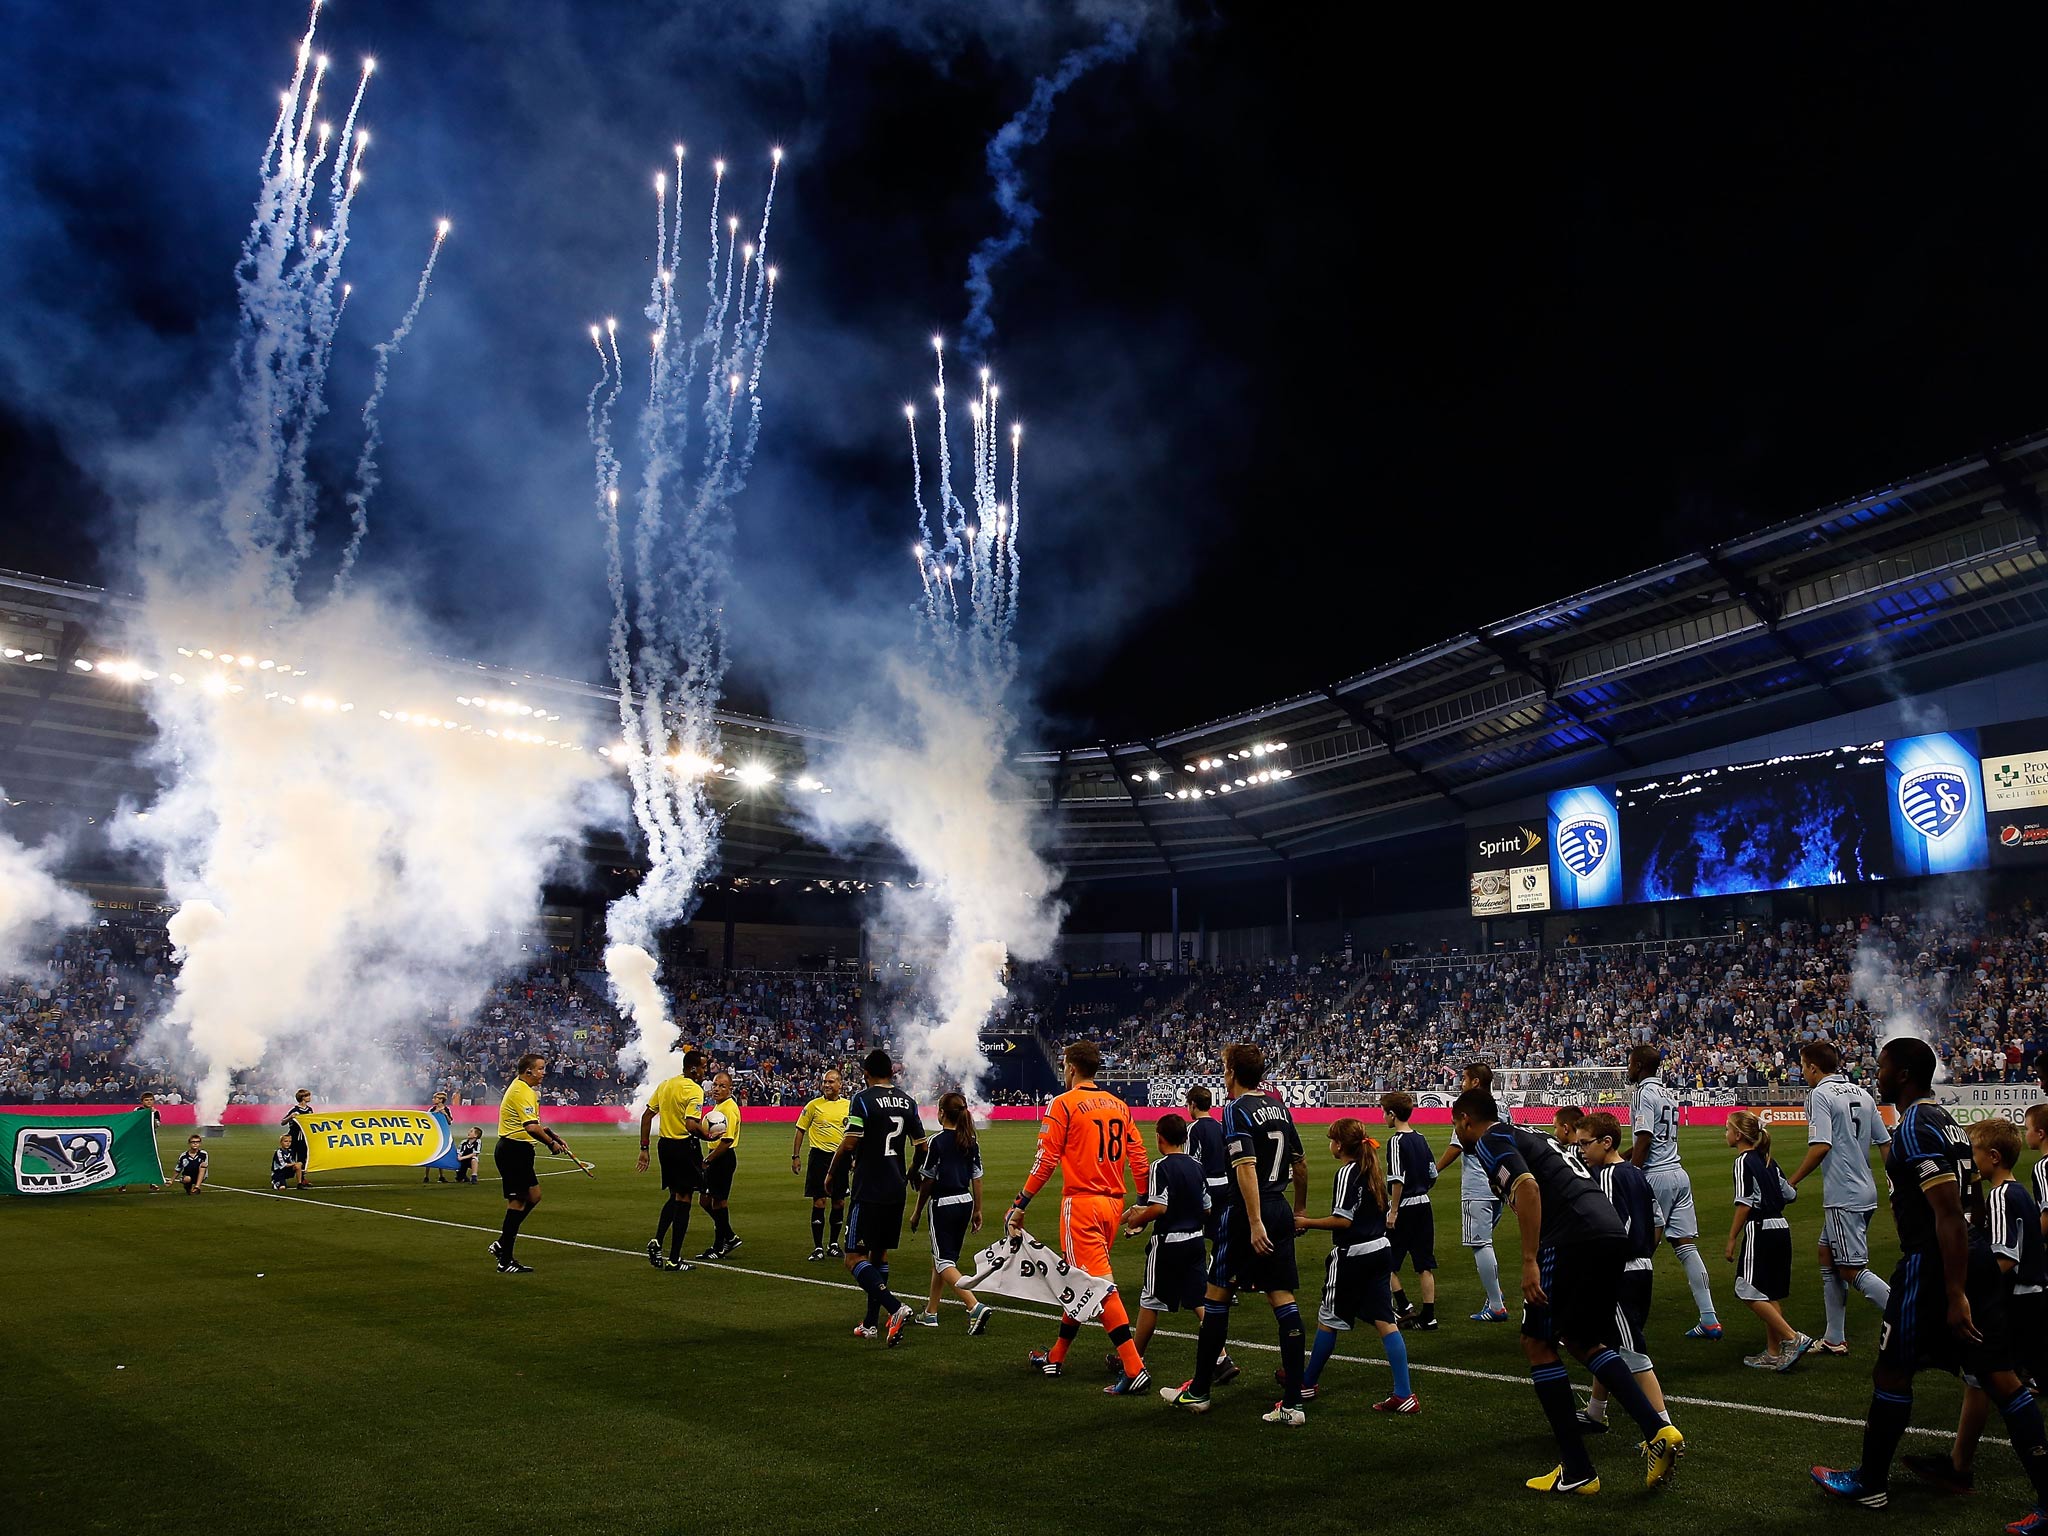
[1212,1192,1300,1296]
[846,1199,904,1257]
[1880,1247,2013,1379]
[1318,1241,1395,1332]
[1644,1165,1699,1242]
[928,1198,973,1270]
[1614,1267,1653,1373]
[1059,1192,1123,1279]
[1522,1237,1626,1350]
[1734,1218,1792,1303]
[1463,1197,1503,1247]
[656,1136,702,1195]
[703,1152,736,1203]
[1390,1201,1437,1273]
[1141,1232,1208,1313]
[1822,1206,1875,1270]
[494,1137,537,1200]
[804,1147,840,1200]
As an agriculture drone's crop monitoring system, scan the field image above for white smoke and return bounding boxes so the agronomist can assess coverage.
[0,803,89,976]
[805,659,1062,1097]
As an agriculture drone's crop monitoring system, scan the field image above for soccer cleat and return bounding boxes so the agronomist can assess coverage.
[1811,1467,1889,1509]
[1684,1322,1724,1340]
[1776,1333,1816,1372]
[2007,1507,2048,1535]
[647,1239,664,1269]
[1903,1452,1975,1495]
[885,1304,913,1348]
[1643,1425,1684,1489]
[1213,1354,1242,1387]
[1372,1394,1421,1414]
[807,1247,826,1262]
[1027,1349,1063,1377]
[966,1303,992,1336]
[1814,1339,1851,1356]
[666,1258,693,1272]
[1105,1369,1152,1396]
[1526,1466,1598,1495]
[497,1259,534,1274]
[1272,1368,1317,1401]
[851,1323,878,1339]
[913,1312,941,1328]
[1261,1402,1308,1427]
[1161,1382,1212,1413]
[1471,1306,1512,1323]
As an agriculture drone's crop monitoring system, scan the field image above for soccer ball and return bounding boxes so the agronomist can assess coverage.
[701,1109,728,1138]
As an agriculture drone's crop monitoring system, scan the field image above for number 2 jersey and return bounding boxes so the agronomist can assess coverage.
[1471,1124,1627,1249]
[845,1085,926,1203]
[1222,1090,1305,1210]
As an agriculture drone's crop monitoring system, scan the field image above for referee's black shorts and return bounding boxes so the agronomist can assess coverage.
[704,1152,737,1202]
[657,1136,702,1196]
[494,1137,537,1200]
[803,1147,840,1200]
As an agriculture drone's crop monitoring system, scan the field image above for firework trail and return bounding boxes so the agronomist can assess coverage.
[335,219,449,590]
[590,150,787,1105]
[960,22,1135,359]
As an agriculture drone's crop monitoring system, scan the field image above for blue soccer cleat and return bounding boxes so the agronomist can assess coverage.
[1811,1466,1888,1509]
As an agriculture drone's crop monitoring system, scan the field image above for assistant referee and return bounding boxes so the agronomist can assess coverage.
[493,1053,571,1275]
[791,1067,851,1260]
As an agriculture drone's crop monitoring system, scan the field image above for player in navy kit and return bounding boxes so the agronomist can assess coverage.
[1381,1092,1440,1332]
[826,1047,927,1348]
[1162,1043,1311,1424]
[1182,1086,1241,1384]
[1452,1088,1685,1495]
[1812,1038,2048,1531]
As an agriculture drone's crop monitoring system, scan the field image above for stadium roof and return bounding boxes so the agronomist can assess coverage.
[5,427,2048,886]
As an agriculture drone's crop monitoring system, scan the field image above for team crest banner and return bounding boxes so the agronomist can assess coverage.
[0,1108,164,1195]
[299,1110,459,1172]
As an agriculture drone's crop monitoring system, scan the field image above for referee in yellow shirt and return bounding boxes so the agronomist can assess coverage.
[492,1053,571,1274]
[695,1070,744,1261]
[638,1048,713,1270]
[792,1068,851,1260]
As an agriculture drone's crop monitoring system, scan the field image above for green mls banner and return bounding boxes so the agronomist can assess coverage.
[0,1108,164,1195]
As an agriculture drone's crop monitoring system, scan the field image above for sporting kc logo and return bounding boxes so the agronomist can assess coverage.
[1557,817,1610,877]
[15,1125,116,1194]
[1899,766,1970,841]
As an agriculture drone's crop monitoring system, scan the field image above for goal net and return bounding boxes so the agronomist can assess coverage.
[1491,1065,1632,1111]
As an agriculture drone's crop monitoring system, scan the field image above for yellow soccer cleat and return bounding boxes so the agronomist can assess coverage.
[1644,1424,1685,1489]
[1526,1466,1600,1496]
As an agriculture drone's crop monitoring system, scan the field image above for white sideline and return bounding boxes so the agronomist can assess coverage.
[211,1182,1998,1446]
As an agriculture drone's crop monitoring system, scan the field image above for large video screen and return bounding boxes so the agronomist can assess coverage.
[1616,744,1890,904]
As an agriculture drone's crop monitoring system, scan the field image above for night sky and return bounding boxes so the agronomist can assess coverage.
[4,2,2048,745]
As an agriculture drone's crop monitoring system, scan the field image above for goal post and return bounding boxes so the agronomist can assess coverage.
[1491,1065,1632,1111]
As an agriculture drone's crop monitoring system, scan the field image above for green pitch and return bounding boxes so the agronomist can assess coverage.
[5,1124,2015,1535]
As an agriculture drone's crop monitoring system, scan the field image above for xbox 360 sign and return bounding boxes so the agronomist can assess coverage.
[1467,820,1552,917]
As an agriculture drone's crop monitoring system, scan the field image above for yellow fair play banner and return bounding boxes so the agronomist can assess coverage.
[298,1111,458,1172]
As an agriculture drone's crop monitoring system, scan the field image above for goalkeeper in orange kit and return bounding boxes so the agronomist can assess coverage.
[1006,1040,1154,1395]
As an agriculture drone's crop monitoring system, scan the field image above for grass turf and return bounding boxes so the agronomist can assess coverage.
[3,1123,2024,1534]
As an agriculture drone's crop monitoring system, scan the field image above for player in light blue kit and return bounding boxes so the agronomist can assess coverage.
[1627,1044,1722,1339]
[1786,1039,1891,1354]
[1435,1060,1510,1321]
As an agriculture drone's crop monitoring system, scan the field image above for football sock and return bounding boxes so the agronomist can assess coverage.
[1099,1294,1146,1377]
[1853,1269,1890,1309]
[1190,1297,1232,1395]
[1532,1362,1595,1482]
[668,1204,691,1261]
[1275,1302,1305,1408]
[1861,1388,1912,1485]
[657,1201,675,1242]
[1822,1269,1848,1345]
[1676,1243,1719,1325]
[1998,1387,2048,1502]
[811,1209,825,1248]
[1382,1326,1412,1399]
[1474,1245,1504,1311]
[498,1207,526,1261]
[1048,1318,1081,1365]
[829,1206,843,1247]
[1304,1327,1337,1390]
[1587,1347,1663,1439]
